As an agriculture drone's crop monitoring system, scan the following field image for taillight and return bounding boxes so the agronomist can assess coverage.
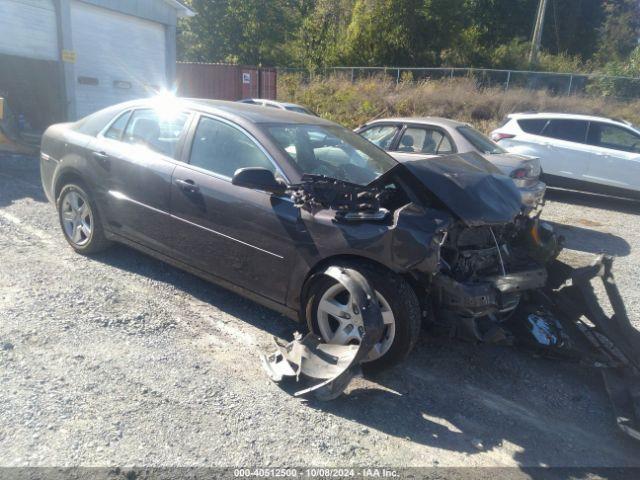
[511,168,529,179]
[491,132,515,142]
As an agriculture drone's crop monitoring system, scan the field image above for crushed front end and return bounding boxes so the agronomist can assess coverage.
[431,214,640,440]
[431,213,559,340]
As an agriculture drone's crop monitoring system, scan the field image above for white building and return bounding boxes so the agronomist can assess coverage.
[0,0,193,129]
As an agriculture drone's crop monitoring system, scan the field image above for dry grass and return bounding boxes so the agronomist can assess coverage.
[277,74,640,133]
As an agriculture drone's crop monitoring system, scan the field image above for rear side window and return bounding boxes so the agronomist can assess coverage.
[104,111,131,140]
[123,109,189,159]
[360,125,399,150]
[397,127,453,154]
[542,119,588,143]
[73,105,123,136]
[190,117,275,178]
[587,122,640,153]
[517,118,548,134]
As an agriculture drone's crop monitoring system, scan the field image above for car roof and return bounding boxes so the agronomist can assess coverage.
[118,97,331,126]
[508,112,633,127]
[365,117,468,128]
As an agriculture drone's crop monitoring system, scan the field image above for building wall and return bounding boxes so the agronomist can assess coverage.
[78,0,179,26]
[0,0,59,61]
[0,0,183,122]
[71,0,168,117]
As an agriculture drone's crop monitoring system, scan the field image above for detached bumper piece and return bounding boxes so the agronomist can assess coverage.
[518,255,640,441]
[260,266,384,401]
[435,267,547,317]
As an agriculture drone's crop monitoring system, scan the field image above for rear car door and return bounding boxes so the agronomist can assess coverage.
[91,108,191,252]
[394,126,455,155]
[584,122,640,191]
[169,115,300,303]
[535,119,589,180]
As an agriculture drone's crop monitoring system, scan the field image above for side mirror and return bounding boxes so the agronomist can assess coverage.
[232,167,285,194]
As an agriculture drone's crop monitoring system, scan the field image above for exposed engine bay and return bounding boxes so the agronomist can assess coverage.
[262,160,640,441]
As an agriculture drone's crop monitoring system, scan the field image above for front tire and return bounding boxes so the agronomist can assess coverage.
[57,183,110,254]
[304,261,421,371]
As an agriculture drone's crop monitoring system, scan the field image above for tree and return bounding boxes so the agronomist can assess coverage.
[292,0,353,71]
[178,0,297,65]
[595,0,640,63]
[340,0,424,66]
[176,0,639,74]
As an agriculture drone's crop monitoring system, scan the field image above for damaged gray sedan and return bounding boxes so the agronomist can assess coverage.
[41,98,640,437]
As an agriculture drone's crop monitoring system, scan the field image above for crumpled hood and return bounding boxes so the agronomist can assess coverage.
[401,152,523,227]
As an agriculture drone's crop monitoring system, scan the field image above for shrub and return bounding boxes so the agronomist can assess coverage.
[278,73,640,131]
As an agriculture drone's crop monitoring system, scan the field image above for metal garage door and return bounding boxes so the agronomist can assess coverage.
[0,0,58,60]
[71,0,167,118]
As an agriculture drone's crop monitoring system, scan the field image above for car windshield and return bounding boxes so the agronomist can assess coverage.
[268,124,397,185]
[457,125,506,154]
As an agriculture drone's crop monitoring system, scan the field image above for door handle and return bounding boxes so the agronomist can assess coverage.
[175,178,200,193]
[92,151,110,167]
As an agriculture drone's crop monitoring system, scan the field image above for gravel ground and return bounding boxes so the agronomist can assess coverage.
[1,154,639,469]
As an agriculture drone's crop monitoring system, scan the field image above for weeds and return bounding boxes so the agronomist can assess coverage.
[278,74,640,132]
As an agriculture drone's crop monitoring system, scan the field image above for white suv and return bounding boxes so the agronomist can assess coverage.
[491,113,640,199]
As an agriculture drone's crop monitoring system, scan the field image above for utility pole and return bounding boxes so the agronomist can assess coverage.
[529,0,549,64]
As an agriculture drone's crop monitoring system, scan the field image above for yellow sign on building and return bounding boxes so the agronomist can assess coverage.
[61,50,77,63]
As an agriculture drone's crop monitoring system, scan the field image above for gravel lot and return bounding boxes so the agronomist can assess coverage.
[1,154,639,470]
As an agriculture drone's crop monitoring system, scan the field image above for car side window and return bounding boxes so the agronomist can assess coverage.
[587,122,640,153]
[359,125,399,150]
[541,119,588,144]
[123,109,189,159]
[436,134,454,154]
[104,111,131,140]
[518,118,548,134]
[189,116,276,178]
[398,127,450,154]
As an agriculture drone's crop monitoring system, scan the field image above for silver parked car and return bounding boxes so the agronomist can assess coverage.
[491,113,640,199]
[356,117,546,208]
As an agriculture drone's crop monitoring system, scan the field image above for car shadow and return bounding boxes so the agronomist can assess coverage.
[546,221,631,257]
[91,244,299,340]
[0,153,47,207]
[92,243,639,470]
[546,188,640,216]
[302,336,640,469]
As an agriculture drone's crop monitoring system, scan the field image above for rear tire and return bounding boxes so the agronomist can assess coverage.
[304,261,421,371]
[57,183,111,254]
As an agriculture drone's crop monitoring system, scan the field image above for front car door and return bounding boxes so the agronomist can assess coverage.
[91,108,191,252]
[584,121,640,192]
[169,114,301,303]
[358,123,401,150]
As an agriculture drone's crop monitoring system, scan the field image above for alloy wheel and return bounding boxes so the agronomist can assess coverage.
[60,190,93,247]
[316,283,396,362]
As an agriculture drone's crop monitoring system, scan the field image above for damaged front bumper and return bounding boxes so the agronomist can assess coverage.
[434,267,547,317]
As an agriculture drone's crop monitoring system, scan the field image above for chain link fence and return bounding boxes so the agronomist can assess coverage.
[278,66,640,100]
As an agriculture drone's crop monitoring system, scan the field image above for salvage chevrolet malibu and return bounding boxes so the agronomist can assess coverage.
[41,98,640,438]
[40,98,568,369]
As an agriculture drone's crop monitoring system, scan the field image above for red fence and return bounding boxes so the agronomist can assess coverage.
[176,63,277,101]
